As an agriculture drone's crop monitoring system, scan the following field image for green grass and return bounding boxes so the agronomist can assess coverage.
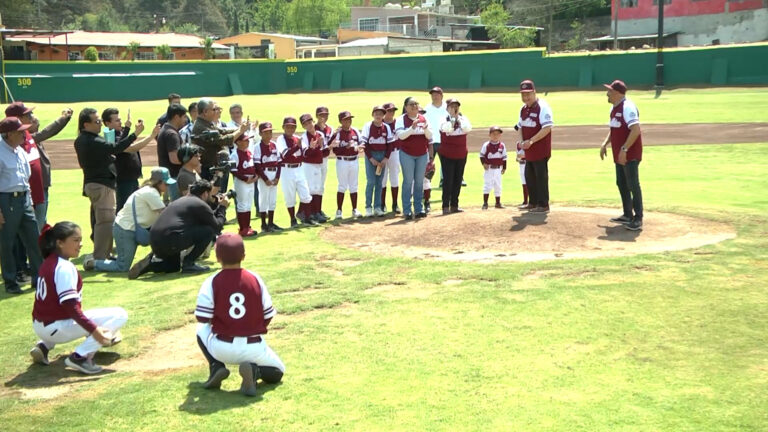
[25,87,768,140]
[0,141,766,431]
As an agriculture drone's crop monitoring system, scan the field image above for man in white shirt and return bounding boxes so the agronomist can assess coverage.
[424,87,449,187]
[226,104,244,129]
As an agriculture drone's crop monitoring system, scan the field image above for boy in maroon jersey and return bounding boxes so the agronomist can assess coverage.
[230,134,258,237]
[195,233,285,396]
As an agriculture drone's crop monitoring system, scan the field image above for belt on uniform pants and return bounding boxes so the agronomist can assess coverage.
[264,167,278,172]
[0,191,27,198]
[34,320,56,327]
[282,163,301,168]
[488,165,502,169]
[340,156,357,161]
[216,334,262,344]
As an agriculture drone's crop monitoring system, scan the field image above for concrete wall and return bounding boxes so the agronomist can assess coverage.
[338,38,442,56]
[217,33,297,59]
[619,8,768,45]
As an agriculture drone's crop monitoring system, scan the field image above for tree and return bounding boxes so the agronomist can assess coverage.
[154,44,173,60]
[200,36,215,60]
[284,0,349,36]
[125,41,141,61]
[84,46,99,62]
[481,3,536,48]
[248,0,288,33]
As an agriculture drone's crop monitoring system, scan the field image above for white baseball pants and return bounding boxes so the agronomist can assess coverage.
[304,162,324,195]
[321,157,329,185]
[197,323,285,372]
[33,307,128,357]
[281,166,312,208]
[483,168,503,197]
[519,163,526,185]
[234,178,255,212]
[381,149,400,187]
[257,169,278,212]
[336,158,359,193]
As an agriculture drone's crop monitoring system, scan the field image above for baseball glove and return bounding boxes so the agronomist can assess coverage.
[425,161,436,180]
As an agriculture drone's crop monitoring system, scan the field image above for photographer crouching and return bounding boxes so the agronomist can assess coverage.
[128,179,230,279]
[191,98,249,189]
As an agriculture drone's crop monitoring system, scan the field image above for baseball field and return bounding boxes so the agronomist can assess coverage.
[0,88,766,431]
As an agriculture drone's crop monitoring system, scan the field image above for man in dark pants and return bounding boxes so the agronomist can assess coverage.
[129,179,229,278]
[0,117,44,294]
[600,80,644,231]
[518,80,554,213]
[157,104,188,201]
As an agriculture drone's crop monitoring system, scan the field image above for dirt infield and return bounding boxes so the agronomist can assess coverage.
[321,206,736,263]
[42,122,768,170]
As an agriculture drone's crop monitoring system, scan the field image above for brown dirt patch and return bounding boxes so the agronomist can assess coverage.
[321,206,736,263]
[43,123,767,170]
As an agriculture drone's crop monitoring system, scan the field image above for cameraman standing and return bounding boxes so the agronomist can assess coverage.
[192,99,248,188]
[129,179,229,278]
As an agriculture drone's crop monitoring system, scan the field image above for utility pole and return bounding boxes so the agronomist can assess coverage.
[548,0,554,53]
[613,0,619,50]
[655,0,665,98]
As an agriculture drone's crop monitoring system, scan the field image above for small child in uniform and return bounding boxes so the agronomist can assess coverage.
[479,126,508,209]
[230,134,258,237]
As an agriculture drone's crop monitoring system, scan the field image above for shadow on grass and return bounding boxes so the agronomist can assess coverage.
[510,212,549,231]
[4,352,121,391]
[178,381,282,414]
[597,224,642,242]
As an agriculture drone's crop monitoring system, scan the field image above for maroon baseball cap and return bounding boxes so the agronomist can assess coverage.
[489,126,503,133]
[382,102,398,112]
[282,116,297,126]
[371,105,386,115]
[215,233,245,263]
[315,106,329,115]
[446,98,461,106]
[259,122,273,132]
[429,86,443,94]
[4,102,35,117]
[0,117,32,133]
[520,80,536,93]
[603,80,627,94]
[338,111,354,121]
[299,113,314,125]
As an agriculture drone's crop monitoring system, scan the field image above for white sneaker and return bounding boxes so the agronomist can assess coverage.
[352,209,362,218]
[365,207,373,217]
[374,208,385,216]
[335,210,343,220]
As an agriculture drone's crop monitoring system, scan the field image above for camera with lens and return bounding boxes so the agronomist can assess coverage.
[224,189,237,199]
[211,149,236,175]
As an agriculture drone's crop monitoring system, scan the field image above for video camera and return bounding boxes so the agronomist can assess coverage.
[211,149,236,175]
[191,130,221,144]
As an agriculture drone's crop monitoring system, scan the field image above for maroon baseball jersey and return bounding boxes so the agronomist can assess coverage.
[253,140,281,181]
[360,122,393,159]
[384,119,400,150]
[439,115,470,160]
[276,134,303,165]
[32,255,84,323]
[195,268,276,337]
[609,98,643,164]
[332,128,362,157]
[230,147,256,181]
[301,130,326,164]
[22,130,44,205]
[517,99,553,162]
[479,141,508,167]
[394,114,429,157]
[316,123,333,158]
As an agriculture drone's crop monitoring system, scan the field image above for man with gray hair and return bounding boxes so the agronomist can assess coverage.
[191,99,249,187]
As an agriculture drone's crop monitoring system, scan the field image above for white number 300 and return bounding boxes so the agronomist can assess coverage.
[229,293,246,319]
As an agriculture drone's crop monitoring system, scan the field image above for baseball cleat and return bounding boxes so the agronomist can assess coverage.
[335,210,343,220]
[495,203,505,209]
[482,203,489,210]
[392,205,401,214]
[65,353,103,375]
[319,211,330,221]
[290,219,299,228]
[239,363,258,396]
[30,343,50,365]
[203,366,230,389]
[352,209,362,218]
[381,205,388,213]
[108,330,122,347]
[610,215,632,224]
[269,223,284,231]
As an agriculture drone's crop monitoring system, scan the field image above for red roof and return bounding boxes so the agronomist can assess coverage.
[7,31,228,49]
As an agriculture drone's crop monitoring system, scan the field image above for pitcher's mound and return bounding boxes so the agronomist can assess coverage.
[321,206,735,262]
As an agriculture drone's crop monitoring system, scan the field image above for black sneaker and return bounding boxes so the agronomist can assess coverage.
[128,253,153,280]
[610,215,632,224]
[16,272,31,283]
[442,207,451,215]
[482,203,489,210]
[261,223,269,233]
[290,218,299,228]
[30,343,50,365]
[392,205,401,215]
[181,263,210,273]
[319,211,330,221]
[65,353,103,375]
[404,213,414,220]
[311,213,327,224]
[5,285,22,295]
[424,202,431,213]
[203,365,230,389]
[270,223,284,231]
[415,212,427,219]
[625,219,643,231]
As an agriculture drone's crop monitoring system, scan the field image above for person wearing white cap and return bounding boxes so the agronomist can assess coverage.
[85,167,174,273]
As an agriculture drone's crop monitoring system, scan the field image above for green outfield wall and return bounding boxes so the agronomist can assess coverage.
[4,43,767,103]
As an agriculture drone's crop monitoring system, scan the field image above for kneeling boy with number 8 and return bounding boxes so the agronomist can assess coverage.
[194,233,285,396]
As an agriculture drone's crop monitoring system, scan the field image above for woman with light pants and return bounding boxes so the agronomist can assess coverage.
[360,106,394,216]
[394,97,433,219]
[85,167,172,273]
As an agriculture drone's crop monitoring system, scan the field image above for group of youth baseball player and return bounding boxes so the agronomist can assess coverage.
[25,79,644,394]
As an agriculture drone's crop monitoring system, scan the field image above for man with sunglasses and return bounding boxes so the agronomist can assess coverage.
[74,108,143,261]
